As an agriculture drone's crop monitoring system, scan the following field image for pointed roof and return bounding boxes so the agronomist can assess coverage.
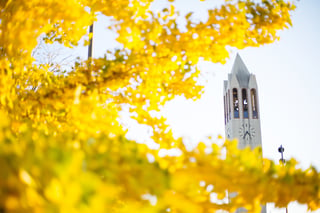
[231,54,250,87]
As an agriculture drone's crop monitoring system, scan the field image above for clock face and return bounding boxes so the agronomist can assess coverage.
[239,123,255,141]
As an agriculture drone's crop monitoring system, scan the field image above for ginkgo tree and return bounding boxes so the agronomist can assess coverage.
[0,0,319,212]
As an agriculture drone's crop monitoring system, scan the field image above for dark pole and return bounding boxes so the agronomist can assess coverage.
[278,145,288,213]
[278,145,285,164]
[88,24,94,60]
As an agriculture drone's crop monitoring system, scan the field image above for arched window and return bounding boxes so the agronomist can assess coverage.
[228,90,231,120]
[251,89,258,119]
[232,88,239,118]
[242,88,248,118]
[224,95,227,124]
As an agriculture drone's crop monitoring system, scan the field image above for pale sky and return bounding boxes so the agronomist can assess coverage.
[74,0,320,212]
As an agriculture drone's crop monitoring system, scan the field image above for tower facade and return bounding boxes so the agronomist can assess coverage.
[223,54,266,213]
[224,54,262,149]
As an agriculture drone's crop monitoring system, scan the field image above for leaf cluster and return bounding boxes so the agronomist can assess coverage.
[1,0,318,212]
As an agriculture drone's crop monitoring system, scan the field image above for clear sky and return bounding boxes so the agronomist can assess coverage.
[75,0,320,212]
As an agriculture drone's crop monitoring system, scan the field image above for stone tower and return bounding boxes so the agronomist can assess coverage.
[223,54,266,213]
[224,54,262,149]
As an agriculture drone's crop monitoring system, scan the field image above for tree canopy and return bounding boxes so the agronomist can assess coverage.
[1,0,319,212]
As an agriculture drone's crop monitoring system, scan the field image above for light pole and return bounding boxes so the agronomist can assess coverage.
[278,145,285,164]
[278,145,288,213]
[88,24,94,60]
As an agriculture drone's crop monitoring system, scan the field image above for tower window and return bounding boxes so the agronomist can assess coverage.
[232,88,239,118]
[242,88,248,118]
[251,89,258,119]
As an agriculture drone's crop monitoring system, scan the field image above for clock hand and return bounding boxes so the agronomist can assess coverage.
[243,131,251,139]
[243,131,248,139]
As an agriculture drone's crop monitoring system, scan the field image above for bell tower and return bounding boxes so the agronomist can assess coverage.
[224,54,262,149]
[223,54,266,213]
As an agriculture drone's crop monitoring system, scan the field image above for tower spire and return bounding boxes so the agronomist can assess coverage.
[231,54,250,87]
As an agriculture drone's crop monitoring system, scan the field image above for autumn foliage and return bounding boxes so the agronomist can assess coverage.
[0,0,319,212]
